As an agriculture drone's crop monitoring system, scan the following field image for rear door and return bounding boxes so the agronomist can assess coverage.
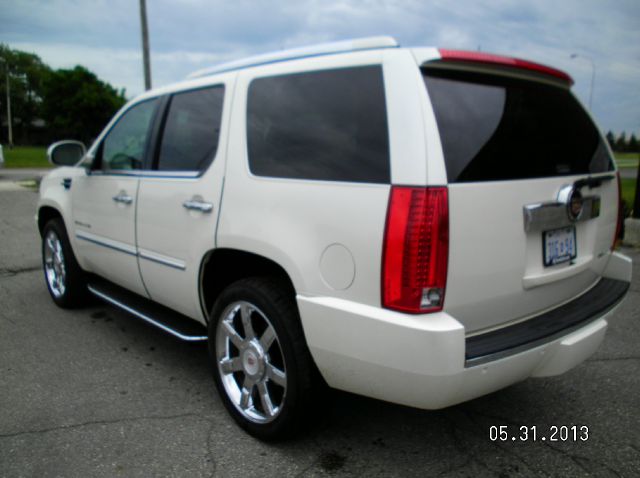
[422,65,618,333]
[136,81,230,321]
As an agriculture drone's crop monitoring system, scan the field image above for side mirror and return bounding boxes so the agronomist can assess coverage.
[47,140,86,167]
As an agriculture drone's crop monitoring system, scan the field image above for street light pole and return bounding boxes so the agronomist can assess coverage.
[570,53,595,111]
[139,0,152,91]
[0,57,13,148]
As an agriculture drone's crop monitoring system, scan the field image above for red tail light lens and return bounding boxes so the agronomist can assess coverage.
[382,186,449,314]
[612,171,622,250]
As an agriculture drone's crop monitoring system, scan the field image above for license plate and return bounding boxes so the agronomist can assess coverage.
[543,226,577,266]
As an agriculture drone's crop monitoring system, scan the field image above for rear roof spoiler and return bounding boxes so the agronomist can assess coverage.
[429,49,574,86]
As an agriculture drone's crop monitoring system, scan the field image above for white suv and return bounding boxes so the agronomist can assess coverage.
[37,37,632,439]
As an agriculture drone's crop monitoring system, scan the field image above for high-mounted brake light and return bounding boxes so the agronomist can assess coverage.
[438,49,574,85]
[382,187,449,314]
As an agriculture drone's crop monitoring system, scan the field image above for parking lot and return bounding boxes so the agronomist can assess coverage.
[1,183,639,477]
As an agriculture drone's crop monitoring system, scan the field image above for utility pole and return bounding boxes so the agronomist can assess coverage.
[634,158,640,219]
[139,0,152,90]
[570,53,595,111]
[0,57,13,148]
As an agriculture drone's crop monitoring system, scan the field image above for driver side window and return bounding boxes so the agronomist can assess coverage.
[100,98,159,171]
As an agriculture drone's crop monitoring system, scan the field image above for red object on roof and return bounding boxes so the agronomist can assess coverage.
[437,49,574,85]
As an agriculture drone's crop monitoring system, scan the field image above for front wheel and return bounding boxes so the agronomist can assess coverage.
[42,218,87,308]
[208,277,319,440]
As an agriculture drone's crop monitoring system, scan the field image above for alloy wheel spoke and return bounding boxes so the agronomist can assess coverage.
[240,377,253,410]
[240,304,255,340]
[266,364,286,387]
[219,357,242,374]
[257,381,275,417]
[222,321,245,349]
[260,325,276,350]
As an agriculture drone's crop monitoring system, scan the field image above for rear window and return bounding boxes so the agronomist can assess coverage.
[157,86,224,172]
[247,66,390,183]
[423,68,613,182]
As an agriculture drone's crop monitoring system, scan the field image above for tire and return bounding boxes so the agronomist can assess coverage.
[208,277,319,440]
[41,218,88,308]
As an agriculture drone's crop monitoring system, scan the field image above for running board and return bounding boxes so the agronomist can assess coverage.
[87,278,208,342]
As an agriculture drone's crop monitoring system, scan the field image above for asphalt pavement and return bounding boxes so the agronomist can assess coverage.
[1,181,639,477]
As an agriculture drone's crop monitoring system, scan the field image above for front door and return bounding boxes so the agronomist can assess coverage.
[72,98,160,296]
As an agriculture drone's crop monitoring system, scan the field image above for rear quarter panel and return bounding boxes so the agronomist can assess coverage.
[217,50,430,306]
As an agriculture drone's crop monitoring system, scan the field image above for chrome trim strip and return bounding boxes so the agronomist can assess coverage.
[138,249,186,270]
[523,196,600,232]
[76,231,137,256]
[87,285,207,341]
[89,170,201,179]
[76,232,187,271]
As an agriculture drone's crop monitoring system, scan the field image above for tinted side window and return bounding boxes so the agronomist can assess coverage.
[157,86,225,171]
[247,66,390,183]
[102,99,158,171]
[423,69,613,182]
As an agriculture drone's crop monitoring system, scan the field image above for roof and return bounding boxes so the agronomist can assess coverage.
[187,36,399,79]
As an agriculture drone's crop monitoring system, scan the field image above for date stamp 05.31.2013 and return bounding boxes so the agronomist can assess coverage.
[489,425,589,442]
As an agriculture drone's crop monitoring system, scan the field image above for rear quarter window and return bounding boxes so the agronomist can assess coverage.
[247,66,390,183]
[423,68,613,182]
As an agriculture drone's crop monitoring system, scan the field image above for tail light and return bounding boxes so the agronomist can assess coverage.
[612,171,622,250]
[382,186,449,314]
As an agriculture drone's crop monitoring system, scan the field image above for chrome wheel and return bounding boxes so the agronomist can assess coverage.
[44,230,66,298]
[216,301,287,424]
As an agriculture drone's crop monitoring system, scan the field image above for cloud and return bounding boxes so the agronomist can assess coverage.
[1,0,638,133]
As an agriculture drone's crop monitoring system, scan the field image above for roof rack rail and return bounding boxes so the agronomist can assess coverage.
[187,36,399,79]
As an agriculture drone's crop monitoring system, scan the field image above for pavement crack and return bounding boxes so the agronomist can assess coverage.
[0,412,207,439]
[0,264,41,278]
[205,419,218,478]
[541,440,622,477]
[587,356,640,362]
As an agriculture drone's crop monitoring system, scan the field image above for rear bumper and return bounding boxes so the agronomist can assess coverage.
[297,252,631,410]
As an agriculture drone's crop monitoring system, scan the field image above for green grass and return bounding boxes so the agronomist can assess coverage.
[621,178,637,213]
[614,152,640,169]
[3,146,50,168]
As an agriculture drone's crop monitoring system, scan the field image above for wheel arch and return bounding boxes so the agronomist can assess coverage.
[37,205,64,237]
[199,248,298,324]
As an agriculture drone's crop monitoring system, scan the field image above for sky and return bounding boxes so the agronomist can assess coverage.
[1,0,638,135]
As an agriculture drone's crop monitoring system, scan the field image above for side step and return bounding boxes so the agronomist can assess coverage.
[87,277,208,342]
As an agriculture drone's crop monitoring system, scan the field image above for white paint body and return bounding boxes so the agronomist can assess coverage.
[37,40,632,410]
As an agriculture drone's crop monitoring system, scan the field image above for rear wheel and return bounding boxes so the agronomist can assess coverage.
[42,218,87,308]
[208,277,318,440]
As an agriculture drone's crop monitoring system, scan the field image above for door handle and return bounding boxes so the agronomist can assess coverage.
[112,193,133,205]
[183,199,213,213]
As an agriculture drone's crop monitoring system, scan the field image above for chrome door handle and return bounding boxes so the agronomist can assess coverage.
[112,193,133,205]
[183,199,213,213]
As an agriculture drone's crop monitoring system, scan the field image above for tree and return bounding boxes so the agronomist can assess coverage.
[41,66,126,145]
[615,132,628,152]
[605,131,616,150]
[0,44,51,144]
[629,133,639,153]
